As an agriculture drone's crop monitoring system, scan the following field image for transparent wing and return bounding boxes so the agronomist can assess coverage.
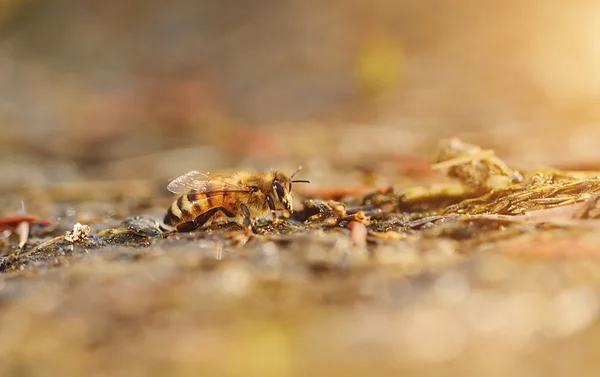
[166,171,249,194]
[167,171,210,194]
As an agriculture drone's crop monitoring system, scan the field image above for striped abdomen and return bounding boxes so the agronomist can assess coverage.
[163,190,232,227]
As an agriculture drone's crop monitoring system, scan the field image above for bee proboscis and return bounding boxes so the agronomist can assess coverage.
[163,167,309,232]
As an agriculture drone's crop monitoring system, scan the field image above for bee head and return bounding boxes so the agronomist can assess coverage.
[272,179,292,212]
[272,167,310,213]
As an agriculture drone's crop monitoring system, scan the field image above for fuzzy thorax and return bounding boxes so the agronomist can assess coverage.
[232,171,294,214]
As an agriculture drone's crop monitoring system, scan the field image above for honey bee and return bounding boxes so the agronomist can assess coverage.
[163,167,309,232]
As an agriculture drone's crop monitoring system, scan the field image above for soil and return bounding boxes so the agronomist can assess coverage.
[1,139,600,377]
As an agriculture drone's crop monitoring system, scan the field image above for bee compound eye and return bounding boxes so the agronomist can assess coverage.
[273,181,286,200]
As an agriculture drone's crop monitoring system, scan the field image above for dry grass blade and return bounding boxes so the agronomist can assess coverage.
[405,215,447,228]
[21,235,66,258]
[574,191,600,219]
[442,178,600,216]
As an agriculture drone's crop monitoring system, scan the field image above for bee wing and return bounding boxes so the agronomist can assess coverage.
[167,171,210,194]
[167,171,249,194]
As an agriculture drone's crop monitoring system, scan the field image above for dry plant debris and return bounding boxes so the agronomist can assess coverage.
[4,137,600,269]
[64,222,91,242]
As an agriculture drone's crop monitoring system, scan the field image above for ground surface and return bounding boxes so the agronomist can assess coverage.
[1,139,600,377]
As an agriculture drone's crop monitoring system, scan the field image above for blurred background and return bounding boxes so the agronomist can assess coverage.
[4,2,600,377]
[3,0,600,192]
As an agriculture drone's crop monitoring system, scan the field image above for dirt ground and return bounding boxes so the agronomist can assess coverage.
[2,138,600,377]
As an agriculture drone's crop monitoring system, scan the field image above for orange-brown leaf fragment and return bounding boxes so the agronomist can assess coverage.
[342,210,371,226]
[0,215,52,232]
[296,186,386,201]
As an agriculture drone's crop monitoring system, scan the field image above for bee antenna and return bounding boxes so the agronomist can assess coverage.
[290,165,303,179]
[291,180,310,184]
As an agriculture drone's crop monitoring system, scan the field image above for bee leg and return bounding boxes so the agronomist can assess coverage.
[240,204,255,233]
[176,207,236,233]
[266,195,281,225]
[271,212,282,225]
[175,221,201,233]
[159,230,178,238]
